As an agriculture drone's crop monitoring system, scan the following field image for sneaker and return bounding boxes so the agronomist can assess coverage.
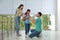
[25,35,28,37]
[29,35,33,38]
[16,34,21,36]
[37,36,40,38]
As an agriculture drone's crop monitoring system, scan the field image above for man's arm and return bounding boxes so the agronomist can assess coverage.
[30,17,36,24]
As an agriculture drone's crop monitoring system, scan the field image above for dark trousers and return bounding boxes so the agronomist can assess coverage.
[25,24,30,35]
[29,29,41,38]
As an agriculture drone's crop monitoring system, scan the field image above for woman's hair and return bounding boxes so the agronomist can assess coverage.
[18,4,24,9]
[38,12,42,16]
[25,9,31,15]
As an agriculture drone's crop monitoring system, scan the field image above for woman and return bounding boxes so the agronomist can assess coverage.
[15,4,24,36]
[22,9,31,36]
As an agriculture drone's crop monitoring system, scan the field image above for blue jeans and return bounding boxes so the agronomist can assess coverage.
[25,23,30,35]
[15,16,20,34]
[29,29,41,38]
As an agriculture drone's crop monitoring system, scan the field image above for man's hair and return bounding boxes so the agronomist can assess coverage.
[38,12,42,16]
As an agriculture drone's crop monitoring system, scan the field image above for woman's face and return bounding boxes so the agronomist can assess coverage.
[20,6,24,10]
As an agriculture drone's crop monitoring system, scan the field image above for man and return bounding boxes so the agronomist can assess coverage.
[29,12,42,38]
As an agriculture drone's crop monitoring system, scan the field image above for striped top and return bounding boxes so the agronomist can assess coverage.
[23,13,30,24]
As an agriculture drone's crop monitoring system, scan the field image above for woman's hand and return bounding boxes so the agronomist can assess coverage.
[22,13,26,21]
[21,13,24,16]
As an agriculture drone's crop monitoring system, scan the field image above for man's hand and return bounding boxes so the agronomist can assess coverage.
[30,17,36,24]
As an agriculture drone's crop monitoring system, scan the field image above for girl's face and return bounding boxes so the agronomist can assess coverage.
[27,11,30,14]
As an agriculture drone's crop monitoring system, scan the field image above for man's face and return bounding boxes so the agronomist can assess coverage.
[35,13,39,17]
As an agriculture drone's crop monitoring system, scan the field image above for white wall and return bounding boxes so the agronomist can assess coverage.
[57,0,60,31]
[49,15,55,30]
[0,0,56,15]
[0,0,13,14]
[42,0,56,14]
[0,0,26,14]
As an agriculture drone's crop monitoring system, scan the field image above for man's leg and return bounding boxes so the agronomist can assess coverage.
[29,31,39,38]
[36,32,41,38]
[31,29,35,33]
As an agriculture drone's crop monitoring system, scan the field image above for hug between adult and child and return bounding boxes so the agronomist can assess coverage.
[15,4,42,38]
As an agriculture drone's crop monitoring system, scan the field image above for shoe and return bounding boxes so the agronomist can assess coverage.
[29,35,33,38]
[16,34,21,36]
[25,35,28,37]
[37,35,40,38]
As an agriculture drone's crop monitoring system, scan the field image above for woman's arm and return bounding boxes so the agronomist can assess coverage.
[22,14,26,21]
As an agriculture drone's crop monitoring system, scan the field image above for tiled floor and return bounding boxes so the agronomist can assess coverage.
[4,30,60,40]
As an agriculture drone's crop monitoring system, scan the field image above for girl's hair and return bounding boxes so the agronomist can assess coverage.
[26,9,30,12]
[25,9,31,15]
[18,4,24,9]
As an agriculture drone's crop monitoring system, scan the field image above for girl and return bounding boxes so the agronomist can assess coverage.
[22,9,31,36]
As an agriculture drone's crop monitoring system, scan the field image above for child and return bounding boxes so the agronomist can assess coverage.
[22,9,31,36]
[29,12,42,38]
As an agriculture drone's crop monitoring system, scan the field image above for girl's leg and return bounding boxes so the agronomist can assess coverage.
[25,24,28,35]
[27,24,30,34]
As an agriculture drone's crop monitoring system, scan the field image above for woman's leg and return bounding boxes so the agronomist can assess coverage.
[15,16,21,36]
[18,17,20,35]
